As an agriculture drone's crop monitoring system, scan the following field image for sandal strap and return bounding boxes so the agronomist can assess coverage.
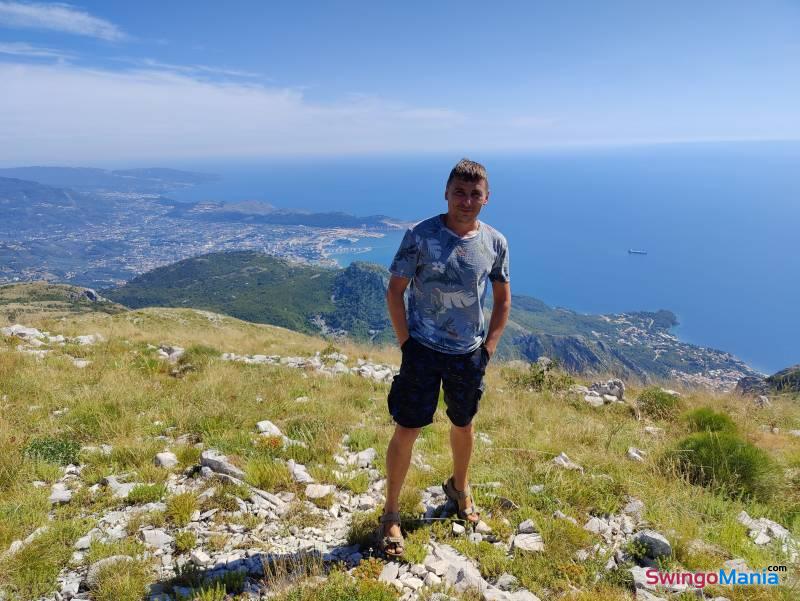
[445,477,471,500]
[383,536,404,545]
[379,511,401,524]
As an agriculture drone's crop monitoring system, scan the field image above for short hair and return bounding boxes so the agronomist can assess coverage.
[446,158,489,190]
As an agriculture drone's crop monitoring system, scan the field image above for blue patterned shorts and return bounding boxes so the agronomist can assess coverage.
[387,336,489,428]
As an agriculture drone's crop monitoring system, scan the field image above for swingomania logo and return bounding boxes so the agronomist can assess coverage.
[645,565,787,588]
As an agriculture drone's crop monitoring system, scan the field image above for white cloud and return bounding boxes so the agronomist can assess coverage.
[0,61,481,162]
[0,2,124,40]
[0,40,74,59]
[124,57,264,79]
[7,58,782,162]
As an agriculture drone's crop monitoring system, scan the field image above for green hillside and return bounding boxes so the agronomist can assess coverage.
[104,251,761,386]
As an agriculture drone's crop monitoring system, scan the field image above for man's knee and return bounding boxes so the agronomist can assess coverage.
[392,424,422,443]
[450,422,473,435]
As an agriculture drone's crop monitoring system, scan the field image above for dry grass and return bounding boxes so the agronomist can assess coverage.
[0,303,798,599]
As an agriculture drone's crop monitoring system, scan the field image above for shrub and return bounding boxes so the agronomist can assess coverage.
[684,407,736,433]
[637,387,683,420]
[352,557,384,580]
[23,437,80,465]
[501,360,574,392]
[669,432,779,501]
[127,483,167,505]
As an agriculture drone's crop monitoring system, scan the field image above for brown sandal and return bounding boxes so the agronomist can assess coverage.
[375,511,404,558]
[443,476,481,523]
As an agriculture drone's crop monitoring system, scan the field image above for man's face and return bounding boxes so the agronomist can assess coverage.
[444,177,490,224]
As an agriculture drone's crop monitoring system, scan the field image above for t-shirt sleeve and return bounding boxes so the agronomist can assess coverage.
[389,228,420,278]
[489,237,510,283]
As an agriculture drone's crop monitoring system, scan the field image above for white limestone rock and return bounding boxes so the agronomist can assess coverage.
[49,482,72,505]
[190,550,212,566]
[584,394,605,407]
[154,452,178,469]
[379,561,400,582]
[349,447,377,468]
[511,533,544,553]
[141,529,174,548]
[627,447,646,462]
[287,459,314,484]
[552,452,583,472]
[201,449,245,479]
[256,420,283,437]
[517,519,537,534]
[305,484,335,499]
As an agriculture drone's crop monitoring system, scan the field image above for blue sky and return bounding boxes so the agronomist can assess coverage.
[1,0,799,162]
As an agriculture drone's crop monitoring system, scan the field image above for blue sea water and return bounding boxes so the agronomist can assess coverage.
[167,142,800,374]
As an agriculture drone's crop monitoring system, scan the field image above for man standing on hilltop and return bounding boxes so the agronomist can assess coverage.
[377,158,511,557]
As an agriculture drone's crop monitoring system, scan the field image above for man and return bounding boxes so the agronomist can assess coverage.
[377,158,511,557]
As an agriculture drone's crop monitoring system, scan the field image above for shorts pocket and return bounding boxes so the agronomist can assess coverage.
[480,343,491,365]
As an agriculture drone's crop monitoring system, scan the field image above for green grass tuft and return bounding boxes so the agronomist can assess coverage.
[684,407,737,433]
[637,387,684,420]
[245,458,294,492]
[272,568,398,601]
[668,431,779,501]
[0,519,87,598]
[166,492,198,526]
[174,530,197,554]
[90,558,152,601]
[126,483,167,505]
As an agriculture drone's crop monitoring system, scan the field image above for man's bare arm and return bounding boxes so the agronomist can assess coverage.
[386,274,411,347]
[484,280,511,357]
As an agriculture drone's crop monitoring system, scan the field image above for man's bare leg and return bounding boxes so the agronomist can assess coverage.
[449,422,478,521]
[384,424,421,539]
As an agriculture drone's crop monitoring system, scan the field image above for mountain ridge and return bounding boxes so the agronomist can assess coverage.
[100,250,761,389]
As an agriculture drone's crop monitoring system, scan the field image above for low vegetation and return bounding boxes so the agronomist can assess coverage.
[636,387,684,420]
[0,303,798,600]
[684,406,737,433]
[668,431,779,502]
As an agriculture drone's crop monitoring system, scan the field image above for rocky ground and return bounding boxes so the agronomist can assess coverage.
[13,417,798,601]
[2,318,798,601]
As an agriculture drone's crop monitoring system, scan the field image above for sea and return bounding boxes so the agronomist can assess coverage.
[166,141,800,374]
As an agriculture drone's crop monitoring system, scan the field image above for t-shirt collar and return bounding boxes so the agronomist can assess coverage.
[439,213,480,239]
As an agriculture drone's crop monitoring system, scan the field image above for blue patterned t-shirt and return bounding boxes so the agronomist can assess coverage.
[389,213,510,354]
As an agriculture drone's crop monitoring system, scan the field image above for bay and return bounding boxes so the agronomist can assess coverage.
[168,141,800,373]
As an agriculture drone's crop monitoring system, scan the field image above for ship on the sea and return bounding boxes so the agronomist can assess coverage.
[628,249,648,255]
